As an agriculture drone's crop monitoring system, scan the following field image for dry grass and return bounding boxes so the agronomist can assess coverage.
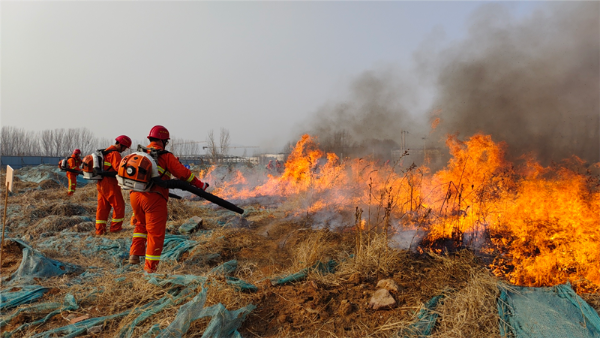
[338,232,405,280]
[167,199,208,223]
[6,171,597,338]
[581,293,600,314]
[290,229,340,271]
[429,269,501,338]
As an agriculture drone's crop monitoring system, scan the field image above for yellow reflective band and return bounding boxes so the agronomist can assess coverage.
[112,218,124,223]
[186,174,195,182]
[146,254,161,261]
[133,233,147,238]
[96,220,107,224]
[157,166,172,177]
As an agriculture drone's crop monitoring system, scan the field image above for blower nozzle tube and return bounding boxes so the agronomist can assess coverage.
[152,178,244,214]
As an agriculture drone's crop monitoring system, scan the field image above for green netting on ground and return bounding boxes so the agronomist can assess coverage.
[2,239,81,286]
[147,274,207,287]
[498,283,600,338]
[0,285,49,311]
[399,294,445,338]
[117,287,198,338]
[1,294,78,338]
[161,235,199,261]
[205,260,257,292]
[210,260,238,276]
[225,277,258,292]
[30,310,133,338]
[81,236,132,267]
[271,259,337,285]
[155,286,256,338]
[16,165,88,187]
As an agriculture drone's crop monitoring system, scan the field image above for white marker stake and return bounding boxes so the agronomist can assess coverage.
[1,165,14,283]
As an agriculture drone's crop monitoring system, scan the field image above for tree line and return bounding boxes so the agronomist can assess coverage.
[0,126,206,157]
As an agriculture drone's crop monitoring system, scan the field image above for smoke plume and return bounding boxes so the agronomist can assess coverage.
[431,2,599,163]
[304,68,426,159]
[303,2,599,164]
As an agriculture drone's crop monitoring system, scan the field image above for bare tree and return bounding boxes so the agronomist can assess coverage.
[206,130,219,163]
[0,126,128,158]
[169,139,202,157]
[1,126,37,156]
[219,128,230,156]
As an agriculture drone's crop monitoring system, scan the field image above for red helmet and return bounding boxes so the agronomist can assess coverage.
[148,125,170,140]
[115,135,132,148]
[73,149,81,156]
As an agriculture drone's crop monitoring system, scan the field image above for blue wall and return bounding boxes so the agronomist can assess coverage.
[1,156,63,169]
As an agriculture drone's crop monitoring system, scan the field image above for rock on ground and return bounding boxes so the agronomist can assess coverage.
[376,278,400,293]
[369,289,396,310]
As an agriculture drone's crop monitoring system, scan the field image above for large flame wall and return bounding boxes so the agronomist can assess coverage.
[201,134,600,290]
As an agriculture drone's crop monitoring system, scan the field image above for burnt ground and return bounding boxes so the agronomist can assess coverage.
[0,181,598,338]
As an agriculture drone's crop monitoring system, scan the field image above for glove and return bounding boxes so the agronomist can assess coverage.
[191,177,209,191]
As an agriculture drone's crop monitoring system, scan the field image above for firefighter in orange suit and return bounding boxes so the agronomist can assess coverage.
[66,149,82,196]
[129,125,208,273]
[95,135,132,235]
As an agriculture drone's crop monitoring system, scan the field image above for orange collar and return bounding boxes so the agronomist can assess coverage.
[148,141,165,151]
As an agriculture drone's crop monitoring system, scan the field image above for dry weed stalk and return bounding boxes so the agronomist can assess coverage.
[346,232,403,278]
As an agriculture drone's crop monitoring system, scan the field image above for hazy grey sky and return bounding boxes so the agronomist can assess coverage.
[2,1,539,153]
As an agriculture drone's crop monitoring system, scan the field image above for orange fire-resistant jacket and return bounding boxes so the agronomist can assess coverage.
[146,141,203,200]
[129,141,205,273]
[66,156,82,195]
[95,145,125,234]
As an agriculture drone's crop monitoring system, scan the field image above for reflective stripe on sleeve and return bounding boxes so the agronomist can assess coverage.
[133,233,148,239]
[186,173,195,182]
[146,254,161,261]
[104,161,111,166]
[157,166,172,177]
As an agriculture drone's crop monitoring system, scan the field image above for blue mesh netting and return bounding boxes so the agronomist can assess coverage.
[3,239,81,285]
[16,165,87,187]
[498,283,600,338]
[271,259,337,286]
[161,235,199,261]
[147,274,207,287]
[206,260,257,291]
[117,287,197,338]
[155,286,256,338]
[0,285,49,311]
[210,260,238,276]
[400,294,445,338]
[1,294,78,338]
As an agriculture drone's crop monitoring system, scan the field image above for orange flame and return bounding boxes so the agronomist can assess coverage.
[202,133,600,290]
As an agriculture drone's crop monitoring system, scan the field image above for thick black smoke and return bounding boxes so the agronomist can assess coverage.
[431,2,599,164]
[303,2,599,164]
[304,68,425,159]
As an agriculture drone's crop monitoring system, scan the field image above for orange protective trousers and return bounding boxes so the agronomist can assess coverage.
[66,172,78,195]
[129,192,167,273]
[95,177,125,234]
